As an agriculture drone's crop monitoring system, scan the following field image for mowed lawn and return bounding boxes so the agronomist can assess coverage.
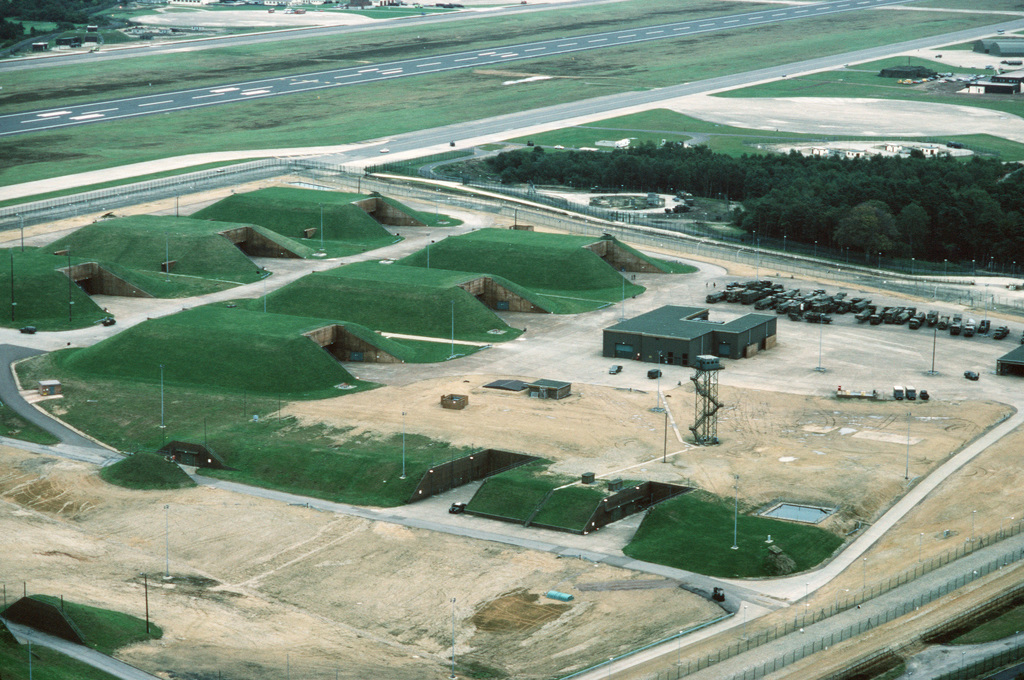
[624,491,844,578]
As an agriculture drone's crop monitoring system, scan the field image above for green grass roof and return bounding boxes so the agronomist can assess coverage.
[395,229,647,311]
[56,305,362,396]
[256,262,523,342]
[192,187,398,253]
[99,451,197,490]
[47,215,273,297]
[0,248,107,330]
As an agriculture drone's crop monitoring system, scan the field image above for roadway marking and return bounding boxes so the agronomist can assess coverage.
[699,22,714,27]
[478,51,496,56]
[771,12,785,16]
[417,61,441,68]
[647,29,664,34]
[35,111,71,118]
[210,87,238,93]
[335,73,358,78]
[725,19,739,23]
[70,113,105,121]
[288,79,319,85]
[241,89,271,96]
[620,34,636,38]
[499,53,518,57]
[358,67,379,73]
[525,47,544,52]
[192,93,225,99]
[380,68,403,75]
[588,38,606,43]
[558,42,577,47]
[138,100,174,107]
[673,27,689,31]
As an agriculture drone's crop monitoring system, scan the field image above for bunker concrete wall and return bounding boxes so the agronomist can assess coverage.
[353,197,425,227]
[457,277,549,313]
[304,325,401,363]
[584,240,664,273]
[62,263,152,298]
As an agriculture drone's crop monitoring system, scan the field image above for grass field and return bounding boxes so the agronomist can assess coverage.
[48,215,270,297]
[256,262,525,342]
[99,452,197,490]
[0,6,1010,189]
[0,405,60,445]
[623,491,844,578]
[0,625,120,680]
[531,484,608,531]
[951,601,1024,645]
[29,595,162,655]
[192,187,401,256]
[0,248,108,330]
[396,229,650,312]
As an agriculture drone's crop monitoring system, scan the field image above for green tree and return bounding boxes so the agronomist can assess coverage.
[896,203,930,258]
[834,200,898,260]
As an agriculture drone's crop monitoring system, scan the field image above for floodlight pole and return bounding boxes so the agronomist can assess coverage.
[620,277,626,321]
[731,475,739,550]
[160,364,165,431]
[164,504,170,579]
[400,411,407,480]
[927,327,938,375]
[165,232,169,282]
[905,413,911,481]
[67,248,73,322]
[320,203,324,250]
[142,573,150,634]
[450,597,457,680]
[815,318,825,372]
[450,299,455,358]
[19,213,24,252]
[10,250,14,322]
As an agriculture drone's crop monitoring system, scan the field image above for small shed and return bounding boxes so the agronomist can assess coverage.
[441,394,469,410]
[37,380,62,396]
[526,379,571,400]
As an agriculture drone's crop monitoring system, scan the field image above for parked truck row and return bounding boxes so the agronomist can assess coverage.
[707,280,1022,342]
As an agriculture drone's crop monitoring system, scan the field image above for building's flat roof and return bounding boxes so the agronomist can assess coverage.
[605,306,709,339]
[997,344,1024,365]
[606,305,773,340]
[527,379,571,389]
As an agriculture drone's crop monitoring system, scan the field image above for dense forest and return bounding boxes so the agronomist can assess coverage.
[0,0,114,24]
[485,144,1024,267]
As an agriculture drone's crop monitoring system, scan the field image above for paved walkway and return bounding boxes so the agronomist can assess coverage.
[1,619,163,680]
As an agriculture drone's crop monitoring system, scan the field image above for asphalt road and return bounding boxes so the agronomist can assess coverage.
[0,343,115,459]
[1,620,163,680]
[0,0,930,138]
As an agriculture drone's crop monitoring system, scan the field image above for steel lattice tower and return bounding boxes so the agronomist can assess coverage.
[689,355,723,446]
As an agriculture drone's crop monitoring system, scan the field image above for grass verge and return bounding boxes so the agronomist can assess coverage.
[623,490,843,578]
[29,595,161,656]
[0,405,60,445]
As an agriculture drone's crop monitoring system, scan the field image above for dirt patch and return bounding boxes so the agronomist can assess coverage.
[472,589,570,633]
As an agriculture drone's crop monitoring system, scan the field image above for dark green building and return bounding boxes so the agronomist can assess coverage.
[603,305,777,366]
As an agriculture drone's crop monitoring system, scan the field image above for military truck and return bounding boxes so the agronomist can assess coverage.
[926,310,939,327]
[937,315,950,331]
[993,326,1010,340]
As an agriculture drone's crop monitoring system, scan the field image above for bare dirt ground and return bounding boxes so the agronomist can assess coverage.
[287,377,1011,534]
[0,447,721,680]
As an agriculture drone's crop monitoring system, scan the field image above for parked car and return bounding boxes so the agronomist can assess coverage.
[609,365,622,375]
[19,326,36,334]
[448,502,467,514]
[919,389,930,401]
[647,369,662,379]
[964,370,980,381]
[101,317,116,326]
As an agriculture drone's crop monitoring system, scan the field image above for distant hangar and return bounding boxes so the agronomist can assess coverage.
[603,305,777,366]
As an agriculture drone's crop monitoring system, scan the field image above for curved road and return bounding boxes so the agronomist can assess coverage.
[0,0,931,137]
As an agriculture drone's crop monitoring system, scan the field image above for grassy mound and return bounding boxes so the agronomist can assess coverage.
[100,452,196,490]
[30,595,161,655]
[48,216,272,298]
[467,462,565,522]
[192,187,400,256]
[396,229,647,312]
[531,485,608,530]
[55,305,362,397]
[623,491,844,578]
[203,426,472,507]
[0,248,107,330]
[256,262,523,342]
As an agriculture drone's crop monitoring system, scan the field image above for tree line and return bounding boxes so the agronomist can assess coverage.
[484,143,1024,267]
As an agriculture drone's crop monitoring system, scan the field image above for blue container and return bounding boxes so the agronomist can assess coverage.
[545,590,574,602]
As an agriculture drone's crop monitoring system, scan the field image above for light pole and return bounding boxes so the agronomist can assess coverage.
[164,232,169,282]
[676,631,683,666]
[971,509,976,542]
[319,203,324,250]
[164,504,170,579]
[400,411,407,480]
[905,413,911,481]
[783,234,787,252]
[450,299,455,359]
[141,573,149,634]
[450,597,457,679]
[928,327,938,376]
[815,317,825,372]
[878,251,882,269]
[19,213,24,252]
[814,240,818,259]
[911,257,915,276]
[919,532,923,562]
[944,259,948,276]
[742,604,748,639]
[620,276,626,321]
[159,364,165,431]
[862,557,867,591]
[731,475,740,550]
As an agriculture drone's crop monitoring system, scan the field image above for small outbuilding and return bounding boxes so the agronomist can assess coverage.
[441,394,469,410]
[526,379,571,400]
[996,345,1024,376]
[37,380,62,396]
